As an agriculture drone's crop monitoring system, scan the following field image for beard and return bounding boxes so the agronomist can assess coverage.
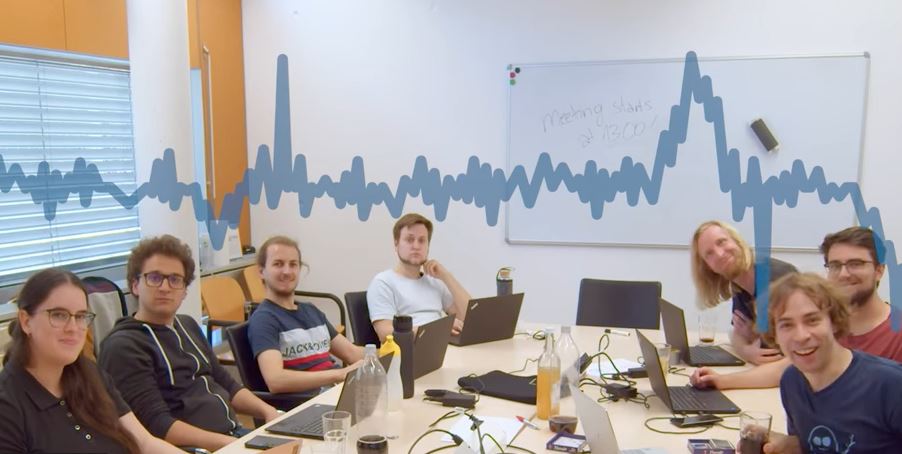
[721,255,746,280]
[399,254,427,268]
[847,285,875,307]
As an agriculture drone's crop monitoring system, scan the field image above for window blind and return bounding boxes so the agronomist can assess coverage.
[0,47,140,286]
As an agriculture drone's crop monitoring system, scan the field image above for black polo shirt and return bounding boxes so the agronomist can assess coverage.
[0,361,131,454]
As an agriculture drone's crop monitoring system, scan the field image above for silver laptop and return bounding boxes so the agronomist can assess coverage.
[571,385,667,454]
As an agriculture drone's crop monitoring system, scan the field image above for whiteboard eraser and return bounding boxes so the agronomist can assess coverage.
[750,118,779,152]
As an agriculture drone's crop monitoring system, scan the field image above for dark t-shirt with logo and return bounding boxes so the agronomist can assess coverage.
[248,300,338,371]
[781,350,902,453]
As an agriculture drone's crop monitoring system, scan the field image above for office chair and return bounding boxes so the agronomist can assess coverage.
[199,276,249,345]
[239,265,267,304]
[344,291,381,347]
[294,290,347,337]
[225,323,318,415]
[576,279,661,329]
[83,276,128,360]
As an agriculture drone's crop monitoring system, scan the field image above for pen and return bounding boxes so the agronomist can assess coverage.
[605,328,630,337]
[516,416,540,430]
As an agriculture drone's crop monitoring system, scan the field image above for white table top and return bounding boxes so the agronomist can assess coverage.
[218,325,784,453]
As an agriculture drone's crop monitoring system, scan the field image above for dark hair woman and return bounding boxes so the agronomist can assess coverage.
[0,268,185,453]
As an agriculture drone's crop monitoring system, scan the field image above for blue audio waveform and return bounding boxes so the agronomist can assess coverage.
[0,52,898,331]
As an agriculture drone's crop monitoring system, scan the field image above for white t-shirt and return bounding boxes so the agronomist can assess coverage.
[366,269,454,327]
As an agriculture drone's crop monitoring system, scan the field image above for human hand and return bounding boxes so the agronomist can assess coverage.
[451,318,464,335]
[689,367,721,389]
[262,405,280,423]
[736,341,783,365]
[762,433,802,454]
[337,360,364,382]
[732,310,756,342]
[422,259,447,279]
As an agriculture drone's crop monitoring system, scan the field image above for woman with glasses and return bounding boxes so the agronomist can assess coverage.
[0,268,185,453]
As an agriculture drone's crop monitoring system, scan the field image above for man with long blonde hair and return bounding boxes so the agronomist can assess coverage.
[690,220,797,364]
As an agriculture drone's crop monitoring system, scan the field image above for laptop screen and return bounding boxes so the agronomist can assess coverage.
[635,330,673,410]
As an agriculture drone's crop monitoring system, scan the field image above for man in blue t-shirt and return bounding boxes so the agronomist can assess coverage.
[248,236,363,394]
[762,273,902,453]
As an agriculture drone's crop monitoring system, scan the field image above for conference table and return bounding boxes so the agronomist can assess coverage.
[219,324,785,453]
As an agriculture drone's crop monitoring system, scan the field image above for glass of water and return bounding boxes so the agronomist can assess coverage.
[322,410,351,454]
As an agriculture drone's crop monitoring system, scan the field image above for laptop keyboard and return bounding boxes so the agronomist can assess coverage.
[690,346,737,363]
[669,387,709,410]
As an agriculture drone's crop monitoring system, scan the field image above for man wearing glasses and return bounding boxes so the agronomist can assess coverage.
[820,226,901,362]
[692,226,901,390]
[99,235,278,452]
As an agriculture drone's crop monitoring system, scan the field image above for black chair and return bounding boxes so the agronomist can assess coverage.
[225,322,318,414]
[294,290,348,337]
[576,279,661,329]
[344,291,381,347]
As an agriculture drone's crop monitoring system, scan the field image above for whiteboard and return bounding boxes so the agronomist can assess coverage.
[505,54,869,249]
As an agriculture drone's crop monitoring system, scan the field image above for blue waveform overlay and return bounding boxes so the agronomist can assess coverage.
[0,51,898,331]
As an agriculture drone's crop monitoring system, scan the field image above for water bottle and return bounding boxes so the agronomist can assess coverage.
[496,267,513,296]
[536,328,560,419]
[378,335,403,412]
[354,345,388,438]
[392,315,415,398]
[556,326,581,398]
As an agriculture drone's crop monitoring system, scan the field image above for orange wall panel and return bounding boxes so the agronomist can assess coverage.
[63,0,128,58]
[0,0,67,50]
[198,0,251,246]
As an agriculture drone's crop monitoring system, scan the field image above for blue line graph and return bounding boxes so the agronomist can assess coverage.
[0,51,898,331]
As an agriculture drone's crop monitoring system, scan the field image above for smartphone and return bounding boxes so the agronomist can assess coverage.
[670,414,723,428]
[244,435,295,450]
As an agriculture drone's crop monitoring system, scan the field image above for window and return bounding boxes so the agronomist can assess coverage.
[0,45,140,286]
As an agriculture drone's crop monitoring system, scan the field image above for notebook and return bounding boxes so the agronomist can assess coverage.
[660,299,744,367]
[449,293,524,346]
[636,330,741,414]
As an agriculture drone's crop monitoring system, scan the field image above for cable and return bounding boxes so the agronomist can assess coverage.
[407,428,464,454]
[506,356,539,375]
[643,415,741,435]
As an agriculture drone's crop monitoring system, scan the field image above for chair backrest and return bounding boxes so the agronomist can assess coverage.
[82,276,128,358]
[225,322,269,393]
[344,291,380,347]
[576,279,661,329]
[200,276,247,322]
[295,291,347,338]
[240,265,267,303]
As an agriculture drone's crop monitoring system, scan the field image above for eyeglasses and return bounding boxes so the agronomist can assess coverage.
[824,259,873,275]
[141,272,186,289]
[45,309,96,329]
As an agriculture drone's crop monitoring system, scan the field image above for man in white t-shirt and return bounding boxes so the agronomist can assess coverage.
[367,213,472,342]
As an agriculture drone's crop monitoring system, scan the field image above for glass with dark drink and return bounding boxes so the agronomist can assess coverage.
[356,435,388,454]
[739,411,772,454]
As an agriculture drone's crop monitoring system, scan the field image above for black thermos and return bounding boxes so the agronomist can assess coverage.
[392,315,415,398]
[496,267,513,296]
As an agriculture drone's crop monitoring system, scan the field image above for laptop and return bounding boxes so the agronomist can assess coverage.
[660,299,745,367]
[636,330,740,414]
[571,385,667,454]
[449,293,524,346]
[413,315,454,378]
[265,354,392,439]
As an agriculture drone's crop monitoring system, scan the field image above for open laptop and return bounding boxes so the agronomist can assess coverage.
[660,299,745,367]
[413,314,454,378]
[571,385,667,454]
[265,354,392,439]
[636,330,740,414]
[449,293,524,346]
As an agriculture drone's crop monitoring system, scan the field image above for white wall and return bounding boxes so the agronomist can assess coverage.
[240,1,900,328]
